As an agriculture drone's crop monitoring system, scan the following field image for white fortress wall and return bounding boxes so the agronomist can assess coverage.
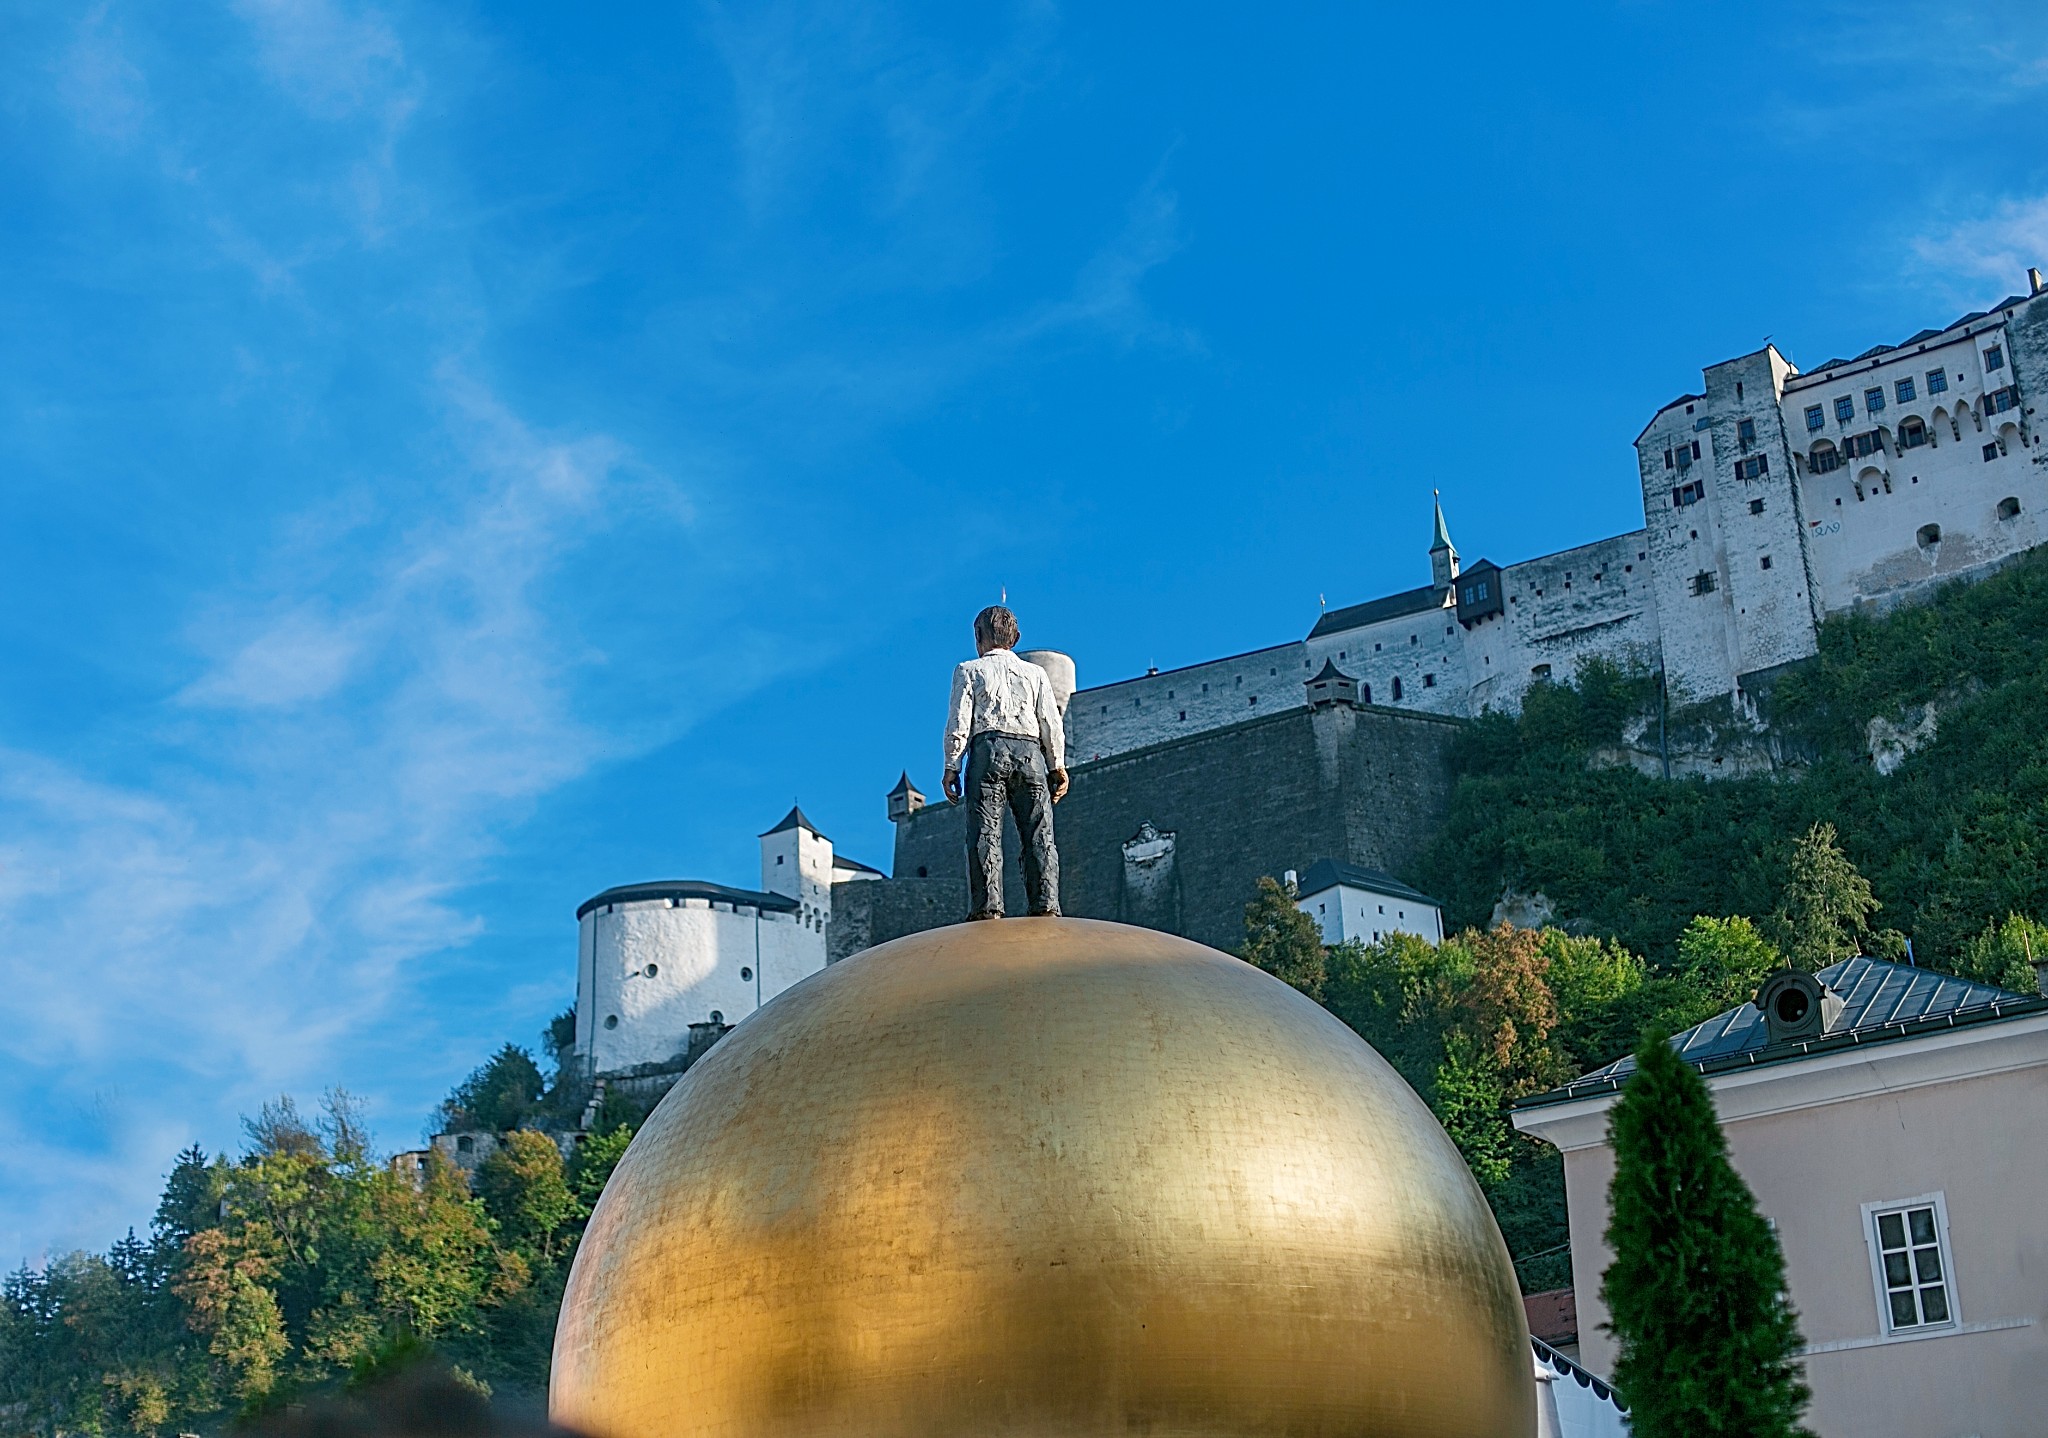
[1033,285,2048,728]
[1305,594,1469,717]
[1785,311,2046,616]
[580,897,814,1073]
[1064,641,1307,763]
[1481,532,1664,710]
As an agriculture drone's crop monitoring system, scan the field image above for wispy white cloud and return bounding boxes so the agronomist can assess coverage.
[53,4,150,144]
[1012,156,1200,353]
[1,0,1195,1263]
[1914,195,2048,290]
[0,362,688,1256]
[231,0,409,121]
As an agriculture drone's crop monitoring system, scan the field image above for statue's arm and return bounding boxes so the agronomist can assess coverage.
[942,664,972,783]
[1037,670,1068,802]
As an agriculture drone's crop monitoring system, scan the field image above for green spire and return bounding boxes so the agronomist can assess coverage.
[1430,490,1455,553]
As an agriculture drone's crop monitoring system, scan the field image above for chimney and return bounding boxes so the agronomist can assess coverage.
[1756,968,1845,1045]
[2031,267,2046,297]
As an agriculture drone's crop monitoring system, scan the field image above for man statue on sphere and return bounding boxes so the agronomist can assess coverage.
[942,605,1069,920]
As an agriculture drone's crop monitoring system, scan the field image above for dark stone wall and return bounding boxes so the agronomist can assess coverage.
[878,701,1463,953]
[828,874,969,962]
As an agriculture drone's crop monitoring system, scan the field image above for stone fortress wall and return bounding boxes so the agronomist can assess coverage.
[888,698,1464,955]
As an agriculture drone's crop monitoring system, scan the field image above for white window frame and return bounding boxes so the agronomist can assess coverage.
[1861,1191,1959,1338]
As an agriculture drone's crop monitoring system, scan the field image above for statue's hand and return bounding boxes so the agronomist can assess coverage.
[943,769,962,803]
[1049,768,1070,804]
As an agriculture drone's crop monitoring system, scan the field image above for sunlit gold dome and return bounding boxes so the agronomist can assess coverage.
[551,918,1532,1438]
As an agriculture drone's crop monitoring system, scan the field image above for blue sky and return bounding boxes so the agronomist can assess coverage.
[4,0,2047,1260]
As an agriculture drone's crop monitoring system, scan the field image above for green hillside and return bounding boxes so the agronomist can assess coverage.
[1419,546,2048,966]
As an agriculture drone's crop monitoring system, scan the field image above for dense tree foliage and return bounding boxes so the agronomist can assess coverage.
[1602,1033,1812,1437]
[1419,547,2048,970]
[1239,875,1328,999]
[1,1049,641,1435]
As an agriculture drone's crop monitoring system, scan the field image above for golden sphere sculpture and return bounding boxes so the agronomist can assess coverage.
[552,918,1533,1438]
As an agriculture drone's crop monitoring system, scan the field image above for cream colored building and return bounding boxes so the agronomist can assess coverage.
[1514,957,2048,1438]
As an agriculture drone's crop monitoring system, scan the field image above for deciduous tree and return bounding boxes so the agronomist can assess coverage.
[1240,876,1326,1000]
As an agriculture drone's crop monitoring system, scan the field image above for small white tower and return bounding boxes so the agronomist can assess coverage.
[760,805,834,949]
[1429,491,1461,592]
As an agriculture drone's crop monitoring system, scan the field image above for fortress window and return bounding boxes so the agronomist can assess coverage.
[1738,417,1757,444]
[776,854,785,865]
[1179,710,1186,720]
[1865,387,1886,413]
[1806,404,1826,430]
[1362,684,1372,702]
[1410,635,1418,644]
[1918,524,1942,549]
[1672,479,1706,507]
[1531,664,1552,680]
[740,966,752,981]
[710,1010,724,1024]
[1985,344,2005,371]
[1835,395,1856,422]
[1926,369,1948,394]
[1998,497,2021,520]
[1423,673,1436,688]
[1392,677,1404,700]
[1899,417,1928,449]
[1248,695,1258,706]
[604,1015,619,1030]
[1100,705,1107,713]
[1663,447,1674,470]
[1689,570,1718,597]
[1846,430,1884,460]
[1750,498,1766,515]
[1809,442,1842,473]
[1736,455,1769,481]
[1897,377,1916,403]
[1674,444,1692,471]
[1986,385,2019,414]
[457,1136,475,1153]
[1984,442,2000,462]
[1760,555,1773,570]
[646,963,659,977]
[916,866,928,877]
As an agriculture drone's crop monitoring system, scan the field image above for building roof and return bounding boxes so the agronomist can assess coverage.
[1799,298,2031,377]
[577,880,798,921]
[886,771,922,798]
[1306,658,1354,683]
[1431,492,1455,553]
[1308,583,1445,639]
[1523,1288,1578,1349]
[831,853,884,876]
[1295,858,1440,908]
[1518,956,2046,1109]
[761,804,826,839]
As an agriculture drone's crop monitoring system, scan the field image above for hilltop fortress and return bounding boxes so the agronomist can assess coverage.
[561,279,2048,1101]
[1066,276,2048,760]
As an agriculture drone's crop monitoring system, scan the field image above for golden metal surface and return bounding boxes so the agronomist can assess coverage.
[552,918,1533,1438]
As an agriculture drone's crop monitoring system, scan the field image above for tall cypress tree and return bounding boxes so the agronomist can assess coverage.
[1601,1032,1812,1438]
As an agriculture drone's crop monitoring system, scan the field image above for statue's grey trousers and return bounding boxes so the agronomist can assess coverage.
[964,732,1061,918]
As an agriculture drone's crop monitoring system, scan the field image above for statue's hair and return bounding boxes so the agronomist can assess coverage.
[974,605,1020,651]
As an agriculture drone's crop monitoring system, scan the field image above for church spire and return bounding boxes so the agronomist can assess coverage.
[1429,491,1460,590]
